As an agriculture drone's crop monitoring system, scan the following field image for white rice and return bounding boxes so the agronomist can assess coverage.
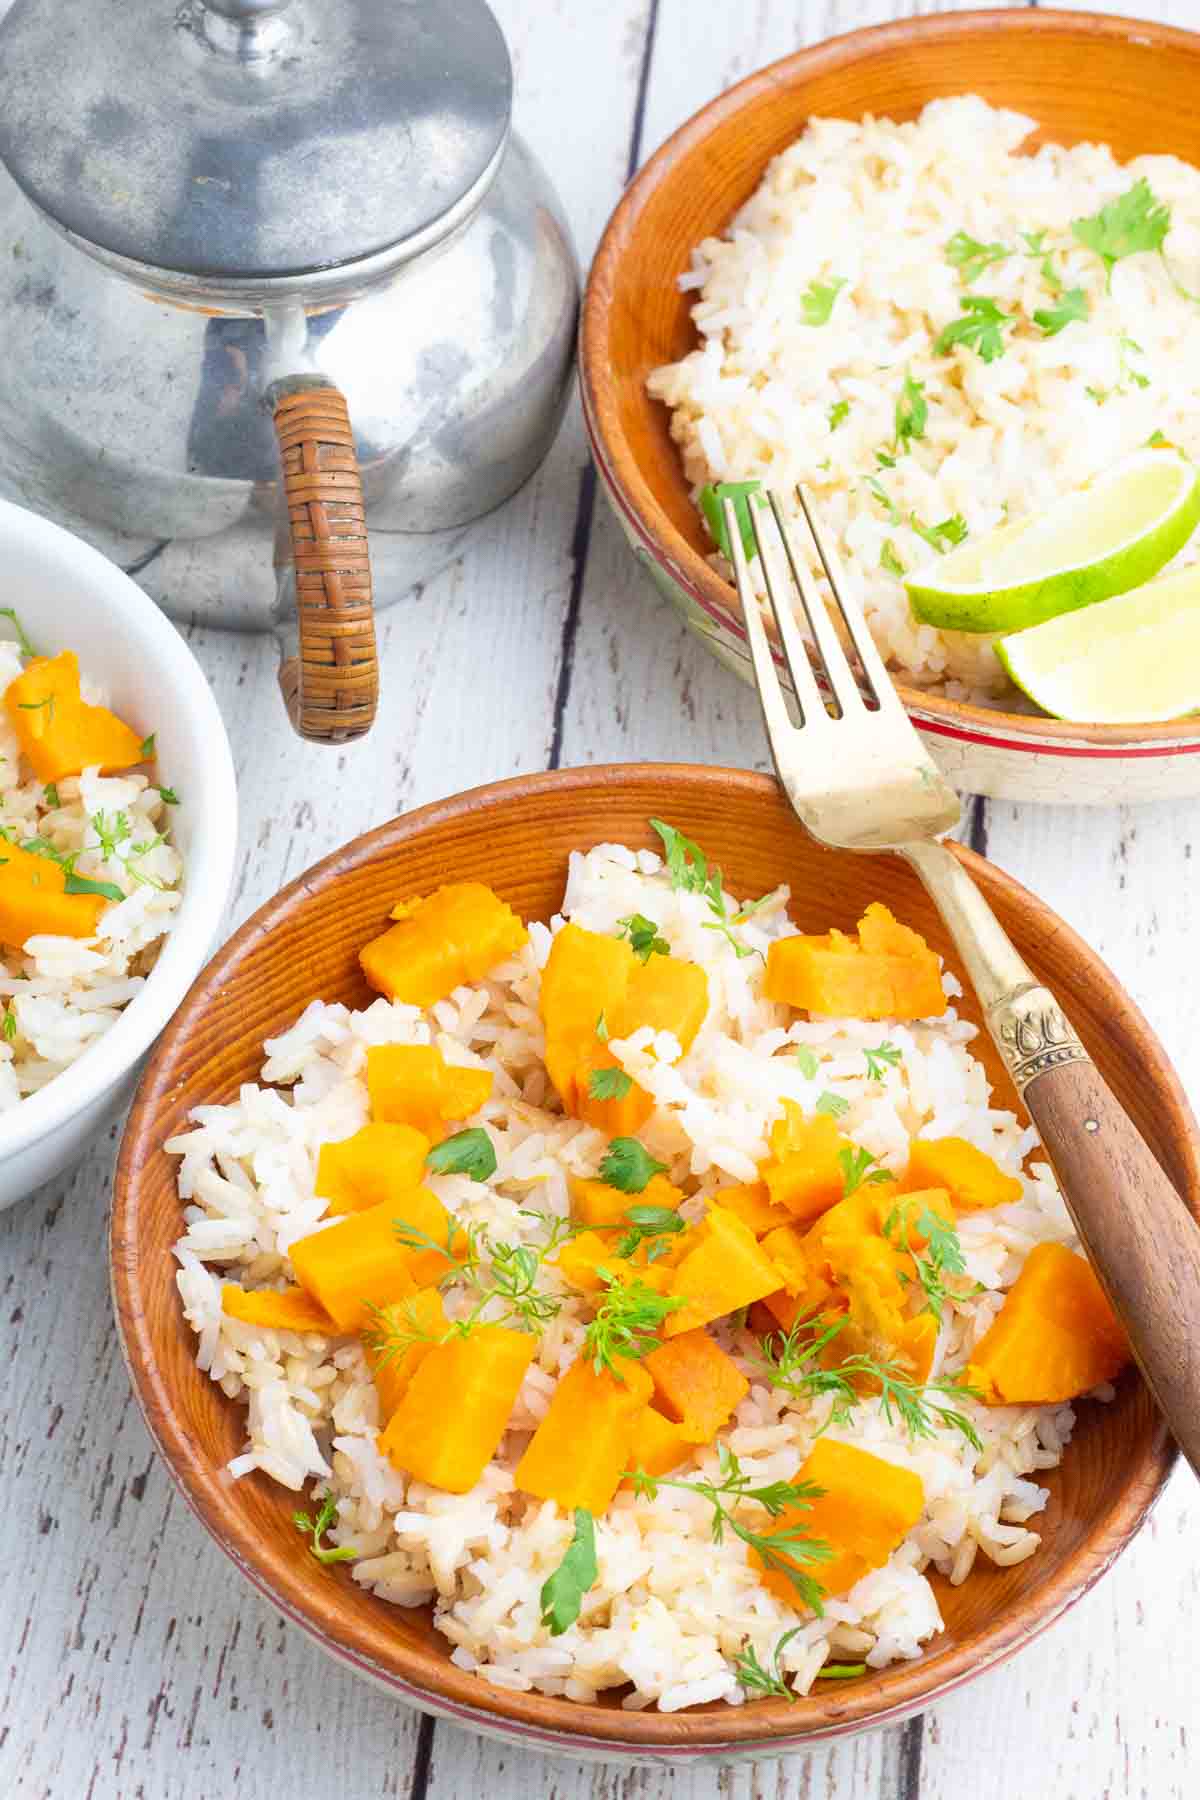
[646,96,1200,699]
[169,842,1094,1710]
[0,640,182,1106]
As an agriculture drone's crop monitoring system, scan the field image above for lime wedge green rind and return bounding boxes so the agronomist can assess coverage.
[996,564,1200,724]
[904,450,1200,633]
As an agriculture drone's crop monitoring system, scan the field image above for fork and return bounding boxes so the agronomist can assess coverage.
[726,486,1200,1478]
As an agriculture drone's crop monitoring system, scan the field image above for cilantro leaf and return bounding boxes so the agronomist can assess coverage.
[880,539,906,578]
[801,276,846,326]
[866,476,900,524]
[594,1009,609,1042]
[815,1090,850,1120]
[893,371,927,448]
[616,1204,687,1260]
[1072,178,1170,288]
[649,818,755,959]
[139,733,156,760]
[43,783,60,809]
[699,481,762,562]
[63,871,124,903]
[828,399,850,432]
[540,1507,599,1636]
[911,513,968,555]
[864,1041,902,1081]
[944,230,1010,286]
[793,1046,820,1079]
[157,786,180,806]
[425,1127,496,1183]
[598,1136,667,1194]
[1034,287,1089,337]
[837,1145,893,1197]
[2,1007,15,1042]
[588,1065,633,1102]
[934,294,1012,363]
[617,912,669,963]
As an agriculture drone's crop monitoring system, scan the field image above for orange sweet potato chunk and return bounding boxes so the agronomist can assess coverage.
[904,1137,1023,1211]
[967,1240,1130,1404]
[570,1170,683,1230]
[712,1181,791,1237]
[643,1329,749,1443]
[621,953,709,1051]
[365,1044,492,1139]
[665,1204,785,1335]
[363,1288,448,1425]
[315,1121,431,1216]
[761,1104,853,1223]
[627,1406,694,1480]
[221,1283,337,1335]
[290,1190,463,1330]
[754,1437,925,1604]
[379,1326,534,1492]
[515,1356,653,1515]
[359,882,528,1009]
[4,651,145,782]
[0,838,107,946]
[765,902,946,1021]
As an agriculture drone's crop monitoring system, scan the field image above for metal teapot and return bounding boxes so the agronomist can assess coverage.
[0,0,578,741]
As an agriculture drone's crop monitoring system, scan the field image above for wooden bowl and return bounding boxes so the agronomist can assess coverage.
[111,766,1193,1760]
[581,10,1200,806]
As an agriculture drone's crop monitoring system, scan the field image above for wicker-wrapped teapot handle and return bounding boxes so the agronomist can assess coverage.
[271,382,379,744]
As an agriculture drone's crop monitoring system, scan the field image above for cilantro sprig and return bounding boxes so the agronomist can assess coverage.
[584,1269,684,1374]
[944,231,1011,286]
[588,1065,633,1102]
[650,818,758,959]
[882,1196,979,1325]
[1034,287,1089,337]
[893,371,927,452]
[617,912,669,963]
[801,276,846,326]
[291,1494,357,1565]
[615,1204,687,1263]
[837,1145,893,1198]
[598,1136,667,1194]
[863,1041,902,1081]
[425,1127,496,1183]
[1072,178,1170,289]
[934,294,1012,363]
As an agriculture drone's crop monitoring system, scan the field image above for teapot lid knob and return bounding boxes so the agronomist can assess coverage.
[0,0,513,288]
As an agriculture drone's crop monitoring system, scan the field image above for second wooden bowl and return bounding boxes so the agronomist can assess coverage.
[111,766,1192,1760]
[581,10,1200,805]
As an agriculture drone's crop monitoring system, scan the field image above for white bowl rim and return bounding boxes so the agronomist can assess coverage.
[0,499,238,1166]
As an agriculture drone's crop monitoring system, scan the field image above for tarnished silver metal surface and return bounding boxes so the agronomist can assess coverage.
[0,129,578,629]
[0,0,513,280]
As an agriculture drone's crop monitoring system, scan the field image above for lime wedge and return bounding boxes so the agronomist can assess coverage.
[996,564,1200,723]
[905,449,1200,632]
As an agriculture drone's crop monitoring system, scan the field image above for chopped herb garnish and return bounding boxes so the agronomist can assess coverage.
[615,1204,687,1262]
[588,1065,634,1103]
[595,1009,609,1043]
[386,1211,578,1341]
[2,1007,15,1043]
[837,1144,893,1197]
[893,371,927,449]
[617,912,669,964]
[757,1314,983,1451]
[815,1090,850,1120]
[934,294,1012,363]
[944,230,1010,286]
[139,733,156,760]
[1146,430,1170,449]
[866,476,901,524]
[911,512,968,555]
[291,1494,357,1565]
[584,1270,684,1374]
[157,786,180,806]
[649,818,756,959]
[699,481,762,562]
[1118,333,1151,391]
[0,608,37,659]
[63,871,124,903]
[18,694,55,722]
[863,1041,902,1081]
[425,1127,496,1183]
[882,1196,977,1325]
[598,1136,667,1194]
[794,1046,820,1080]
[540,1507,598,1636]
[801,276,846,326]
[90,809,131,860]
[828,399,850,432]
[628,1445,832,1612]
[1034,287,1089,337]
[1072,178,1170,289]
[876,448,897,469]
[734,1627,803,1701]
[42,783,59,810]
[880,539,906,578]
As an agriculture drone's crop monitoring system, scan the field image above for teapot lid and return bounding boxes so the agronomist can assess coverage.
[0,0,513,284]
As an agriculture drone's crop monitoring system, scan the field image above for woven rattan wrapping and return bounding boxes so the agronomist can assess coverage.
[274,386,378,742]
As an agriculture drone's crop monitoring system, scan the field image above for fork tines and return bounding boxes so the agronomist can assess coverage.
[723,486,904,730]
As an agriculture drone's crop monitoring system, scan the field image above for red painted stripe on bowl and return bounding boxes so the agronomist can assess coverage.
[582,396,1200,764]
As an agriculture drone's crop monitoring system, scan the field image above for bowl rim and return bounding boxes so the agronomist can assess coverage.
[111,764,1187,1752]
[580,7,1200,757]
[0,499,239,1166]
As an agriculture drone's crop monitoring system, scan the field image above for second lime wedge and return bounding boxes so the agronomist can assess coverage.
[996,564,1200,723]
[906,449,1200,633]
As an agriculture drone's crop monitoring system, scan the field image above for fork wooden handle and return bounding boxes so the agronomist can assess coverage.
[1021,1056,1200,1477]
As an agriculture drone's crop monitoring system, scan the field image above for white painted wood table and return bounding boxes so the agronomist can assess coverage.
[2,1,1197,1794]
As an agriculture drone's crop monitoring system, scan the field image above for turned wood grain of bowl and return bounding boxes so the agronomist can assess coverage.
[581,10,1200,805]
[111,767,1195,1761]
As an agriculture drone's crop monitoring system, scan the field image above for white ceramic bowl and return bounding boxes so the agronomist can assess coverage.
[0,500,237,1208]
